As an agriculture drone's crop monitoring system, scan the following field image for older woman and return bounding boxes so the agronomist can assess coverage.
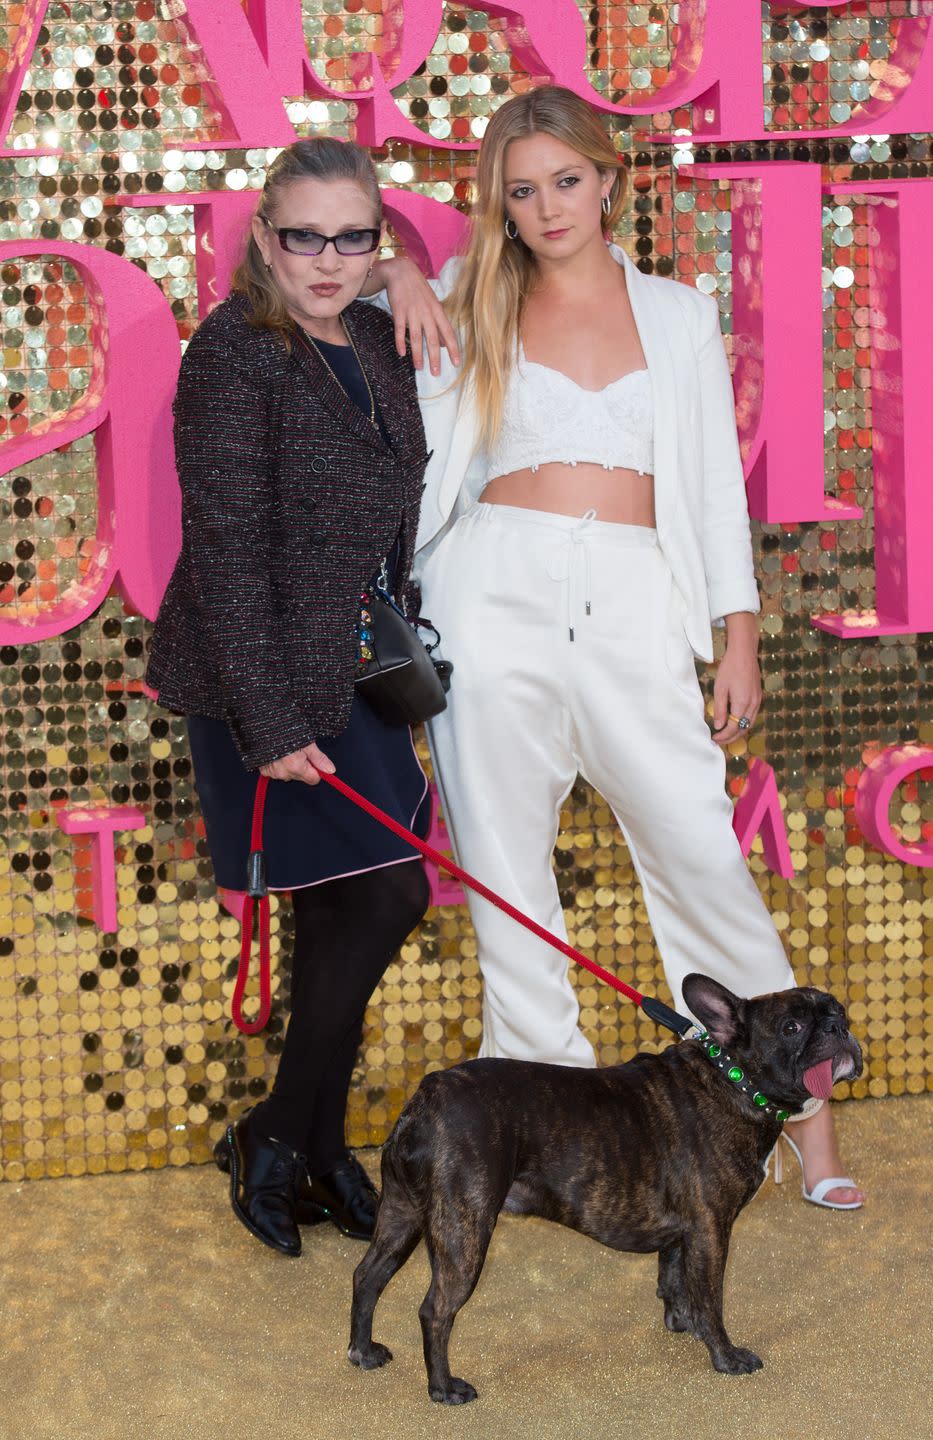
[147,138,434,1257]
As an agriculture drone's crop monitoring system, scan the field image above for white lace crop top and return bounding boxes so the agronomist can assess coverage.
[484,343,654,482]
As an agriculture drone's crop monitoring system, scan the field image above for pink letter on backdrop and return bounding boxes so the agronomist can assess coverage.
[693,162,861,524]
[732,759,795,880]
[218,888,248,921]
[855,745,933,868]
[0,0,58,157]
[5,0,933,156]
[158,0,295,147]
[815,181,933,639]
[55,806,147,932]
[0,242,180,643]
[248,0,454,148]
[121,191,258,317]
[424,783,465,907]
[380,190,469,278]
[170,0,933,151]
[489,0,761,139]
[249,0,933,147]
[796,1,933,139]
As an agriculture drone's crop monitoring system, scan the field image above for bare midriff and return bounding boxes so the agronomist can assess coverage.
[480,463,656,527]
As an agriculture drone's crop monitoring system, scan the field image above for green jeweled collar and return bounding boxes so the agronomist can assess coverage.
[687,1027,792,1122]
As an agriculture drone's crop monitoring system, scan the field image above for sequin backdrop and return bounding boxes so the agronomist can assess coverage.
[0,1,931,1182]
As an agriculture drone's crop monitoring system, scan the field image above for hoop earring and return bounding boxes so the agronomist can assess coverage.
[504,217,518,240]
[601,194,612,217]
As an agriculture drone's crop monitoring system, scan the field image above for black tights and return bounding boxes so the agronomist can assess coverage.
[250,860,430,1175]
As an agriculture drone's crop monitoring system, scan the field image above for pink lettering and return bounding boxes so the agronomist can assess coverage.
[855,744,933,868]
[248,0,452,148]
[694,162,861,524]
[0,0,57,157]
[163,0,295,147]
[5,1,933,159]
[815,181,933,638]
[731,759,795,880]
[0,242,180,642]
[121,191,257,317]
[381,190,469,279]
[424,782,466,907]
[55,805,147,931]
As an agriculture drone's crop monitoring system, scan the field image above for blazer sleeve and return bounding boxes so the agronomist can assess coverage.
[695,295,761,623]
[173,333,316,768]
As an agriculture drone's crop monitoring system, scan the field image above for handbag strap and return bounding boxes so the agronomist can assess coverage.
[231,774,272,1035]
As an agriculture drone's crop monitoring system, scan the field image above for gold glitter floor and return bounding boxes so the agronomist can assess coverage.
[1,1096,929,1440]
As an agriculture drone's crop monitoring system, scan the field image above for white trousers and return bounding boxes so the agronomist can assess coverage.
[420,503,796,1067]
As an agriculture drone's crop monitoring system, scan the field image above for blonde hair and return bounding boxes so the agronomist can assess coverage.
[447,86,626,448]
[232,137,382,348]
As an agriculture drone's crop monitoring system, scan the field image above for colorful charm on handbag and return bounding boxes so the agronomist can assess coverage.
[358,589,375,666]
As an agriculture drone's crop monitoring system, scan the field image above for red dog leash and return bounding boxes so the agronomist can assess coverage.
[232,772,692,1040]
[231,774,272,1035]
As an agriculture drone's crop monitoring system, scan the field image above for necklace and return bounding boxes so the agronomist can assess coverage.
[299,318,377,428]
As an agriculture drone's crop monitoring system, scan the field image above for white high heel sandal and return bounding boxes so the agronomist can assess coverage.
[772,1131,863,1210]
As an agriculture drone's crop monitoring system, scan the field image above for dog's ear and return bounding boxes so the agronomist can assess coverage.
[682,974,745,1045]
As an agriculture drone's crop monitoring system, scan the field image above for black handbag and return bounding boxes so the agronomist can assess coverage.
[355,577,453,727]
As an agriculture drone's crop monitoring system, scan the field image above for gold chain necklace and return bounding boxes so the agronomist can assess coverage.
[299,318,377,428]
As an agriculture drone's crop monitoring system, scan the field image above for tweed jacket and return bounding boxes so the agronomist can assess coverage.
[146,293,430,769]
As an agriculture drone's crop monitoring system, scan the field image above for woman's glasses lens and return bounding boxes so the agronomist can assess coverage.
[282,228,379,256]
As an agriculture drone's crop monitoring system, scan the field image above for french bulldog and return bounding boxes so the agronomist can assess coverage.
[348,974,862,1404]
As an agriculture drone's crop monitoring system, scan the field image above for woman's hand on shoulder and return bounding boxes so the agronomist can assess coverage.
[711,612,762,747]
[259,742,335,784]
[368,257,461,375]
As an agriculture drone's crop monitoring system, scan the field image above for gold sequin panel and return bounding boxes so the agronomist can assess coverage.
[0,2,931,1180]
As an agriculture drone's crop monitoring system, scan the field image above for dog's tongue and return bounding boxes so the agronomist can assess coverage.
[803,1058,835,1099]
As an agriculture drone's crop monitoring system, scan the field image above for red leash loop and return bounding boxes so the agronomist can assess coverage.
[232,770,693,1039]
[231,774,272,1035]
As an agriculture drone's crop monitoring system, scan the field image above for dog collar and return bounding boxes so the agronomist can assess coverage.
[686,1026,791,1122]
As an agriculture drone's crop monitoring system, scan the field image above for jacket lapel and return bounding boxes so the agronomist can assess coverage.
[342,305,418,460]
[614,246,679,530]
[430,374,479,528]
[291,318,388,453]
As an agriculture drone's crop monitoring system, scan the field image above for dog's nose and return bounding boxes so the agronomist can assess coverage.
[821,1015,845,1036]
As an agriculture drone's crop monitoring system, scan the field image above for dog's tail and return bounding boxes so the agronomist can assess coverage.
[379,1078,443,1217]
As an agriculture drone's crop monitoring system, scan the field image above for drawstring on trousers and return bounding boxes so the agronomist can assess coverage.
[547,507,598,641]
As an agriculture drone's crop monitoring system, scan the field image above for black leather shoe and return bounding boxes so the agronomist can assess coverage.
[296,1153,379,1240]
[214,1113,304,1257]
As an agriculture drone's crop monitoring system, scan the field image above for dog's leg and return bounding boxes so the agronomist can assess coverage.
[656,1243,693,1334]
[419,1210,496,1405]
[348,1196,422,1372]
[680,1223,763,1375]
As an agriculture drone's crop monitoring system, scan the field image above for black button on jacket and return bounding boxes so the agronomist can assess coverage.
[145,292,430,769]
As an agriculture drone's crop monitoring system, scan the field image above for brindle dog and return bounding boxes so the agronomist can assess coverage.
[348,974,862,1404]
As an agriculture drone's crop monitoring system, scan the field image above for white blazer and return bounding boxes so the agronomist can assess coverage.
[385,244,760,663]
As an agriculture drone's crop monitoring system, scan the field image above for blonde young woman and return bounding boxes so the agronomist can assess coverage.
[373,85,862,1208]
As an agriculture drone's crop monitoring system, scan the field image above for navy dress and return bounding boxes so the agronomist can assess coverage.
[187,335,430,892]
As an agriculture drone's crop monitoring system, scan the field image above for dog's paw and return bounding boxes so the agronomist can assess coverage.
[712,1345,763,1375]
[429,1376,478,1405]
[348,1342,393,1370]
